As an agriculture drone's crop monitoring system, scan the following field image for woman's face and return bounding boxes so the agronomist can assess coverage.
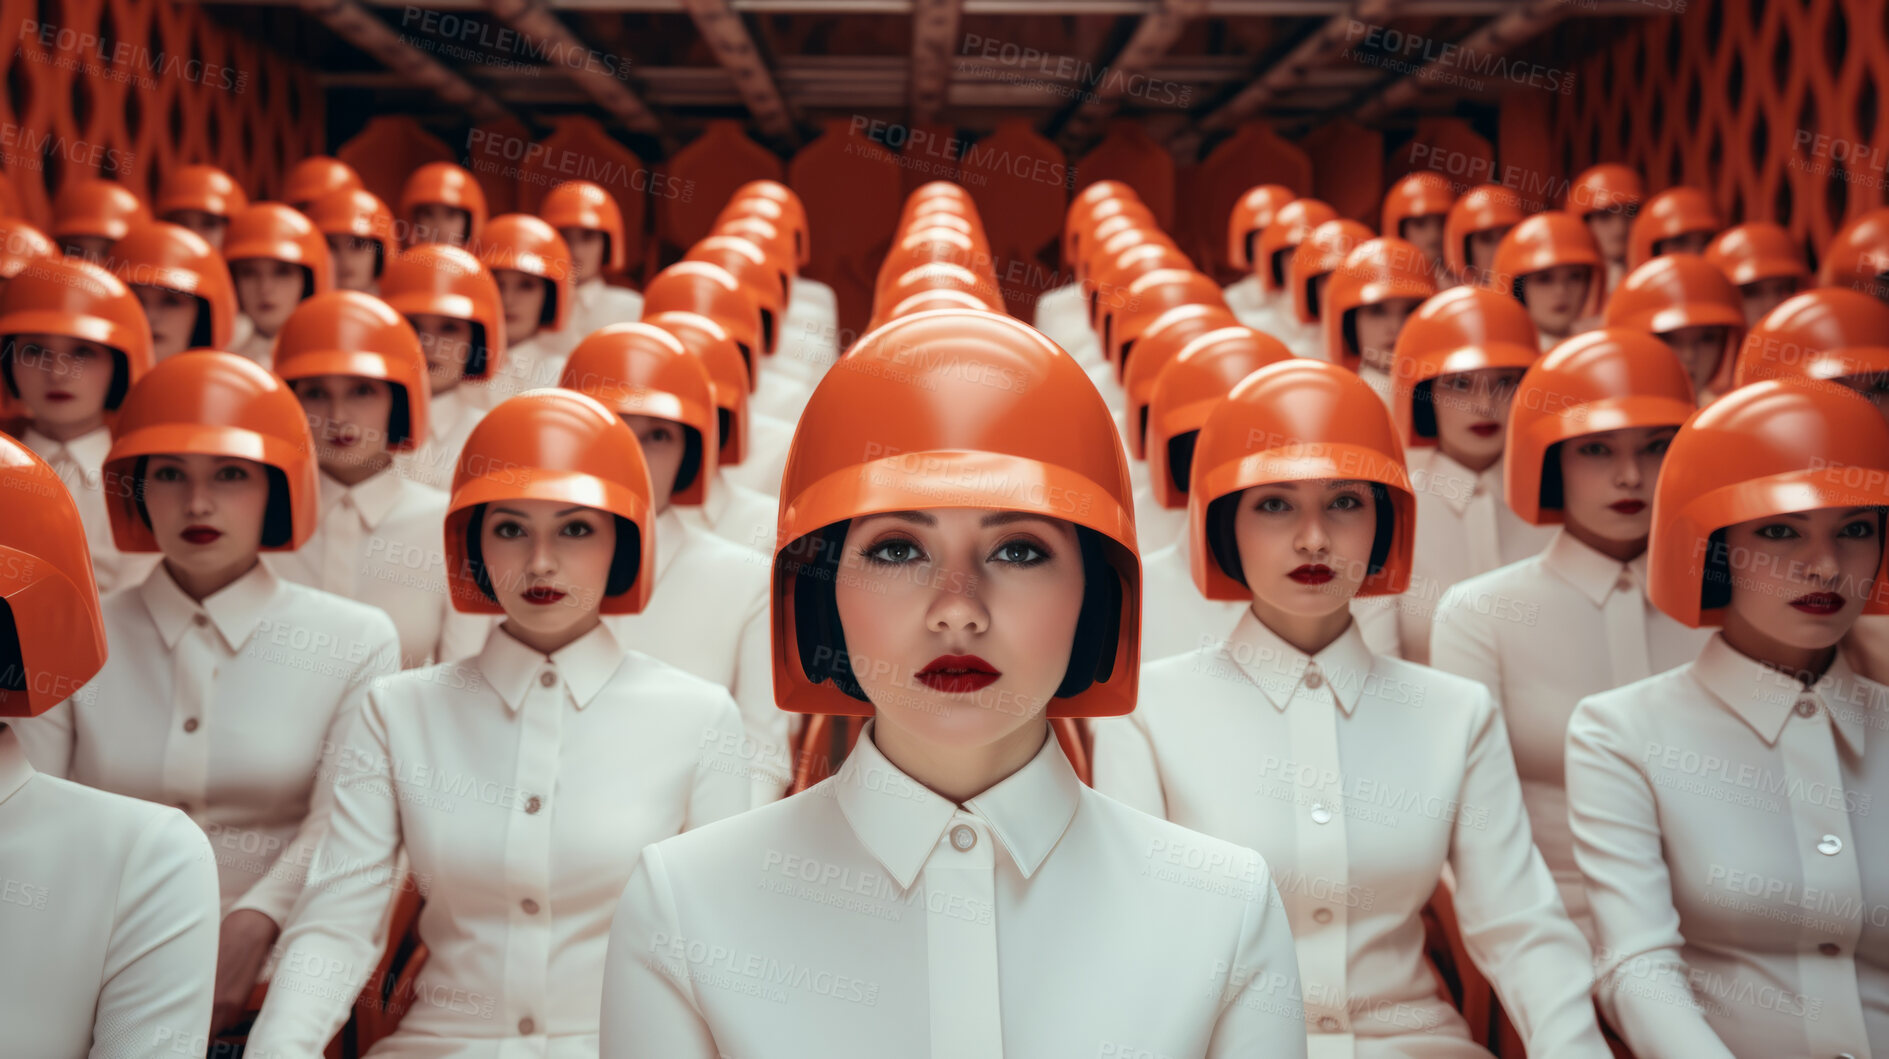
[1585,209,1633,263]
[495,269,548,342]
[1719,506,1884,653]
[407,204,470,248]
[142,454,272,572]
[479,499,618,643]
[229,258,306,337]
[1556,426,1675,548]
[290,374,395,476]
[409,312,474,395]
[1520,264,1594,338]
[164,209,228,250]
[1653,230,1715,257]
[60,236,113,263]
[1431,367,1525,471]
[1399,214,1446,270]
[1739,276,1800,327]
[1232,479,1378,623]
[1351,297,1422,372]
[623,413,687,513]
[560,227,607,285]
[325,234,381,293]
[1658,325,1730,396]
[131,284,202,359]
[1467,225,1514,275]
[8,334,115,434]
[834,508,1086,754]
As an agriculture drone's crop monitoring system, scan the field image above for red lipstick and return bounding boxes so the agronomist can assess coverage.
[1288,564,1335,585]
[180,525,221,544]
[1468,421,1501,438]
[916,654,1000,694]
[1790,592,1844,616]
[522,586,566,606]
[1609,500,1646,515]
[45,389,74,402]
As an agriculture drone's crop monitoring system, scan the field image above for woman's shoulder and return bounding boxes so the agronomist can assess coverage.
[273,578,401,642]
[614,648,745,710]
[1571,663,1701,734]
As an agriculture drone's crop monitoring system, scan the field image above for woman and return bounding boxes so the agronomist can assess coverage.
[247,389,753,1056]
[1603,253,1745,404]
[599,309,1308,1058]
[542,180,644,334]
[1566,378,1889,1058]
[1491,212,1603,350]
[1703,221,1811,326]
[109,221,242,361]
[1379,172,1457,280]
[398,161,486,250]
[381,243,508,491]
[223,203,334,366]
[1563,164,1642,297]
[1287,219,1375,361]
[478,214,576,406]
[1625,186,1721,268]
[1442,185,1526,290]
[1428,329,1713,944]
[156,164,248,250]
[1094,358,1608,1058]
[11,350,402,1036]
[1321,236,1438,406]
[307,187,398,295]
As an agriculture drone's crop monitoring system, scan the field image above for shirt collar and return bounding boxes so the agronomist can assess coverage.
[834,719,1082,890]
[1414,447,1502,518]
[0,724,34,805]
[1693,632,1876,753]
[1222,606,1377,715]
[478,620,626,714]
[21,426,110,487]
[138,560,281,652]
[320,468,407,531]
[1541,527,1649,608]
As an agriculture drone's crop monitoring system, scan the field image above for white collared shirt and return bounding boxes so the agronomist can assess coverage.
[572,277,644,336]
[599,719,1309,1058]
[267,468,486,668]
[1567,634,1889,1059]
[675,471,779,555]
[1430,528,1712,942]
[1032,282,1106,371]
[1358,366,1396,412]
[20,427,159,594]
[718,409,795,498]
[0,724,221,1059]
[1396,447,1558,665]
[245,623,753,1058]
[756,279,839,421]
[11,561,401,923]
[232,326,276,368]
[395,386,487,493]
[481,332,571,410]
[1094,610,1608,1059]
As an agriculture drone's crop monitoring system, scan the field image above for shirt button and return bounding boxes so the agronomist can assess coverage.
[1819,942,1842,956]
[1310,803,1333,825]
[1303,666,1324,690]
[1818,834,1844,856]
[521,898,540,915]
[539,670,557,688]
[1317,1016,1340,1031]
[182,717,200,733]
[525,796,543,815]
[518,1017,536,1035]
[1313,908,1333,924]
[192,613,208,627]
[949,824,977,851]
[1796,697,1819,718]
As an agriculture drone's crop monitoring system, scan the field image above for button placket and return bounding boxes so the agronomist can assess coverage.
[161,618,218,811]
[925,816,1000,1056]
[1776,705,1868,1056]
[1286,686,1350,1030]
[502,673,561,1042]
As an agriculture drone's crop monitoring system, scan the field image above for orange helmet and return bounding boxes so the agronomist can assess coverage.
[1189,359,1415,600]
[1649,379,1889,627]
[1109,270,1227,377]
[50,180,150,243]
[1733,289,1889,388]
[477,215,573,333]
[1380,173,1457,240]
[306,188,398,272]
[0,437,108,718]
[1817,208,1889,298]
[1443,184,1527,279]
[1603,254,1746,393]
[1504,328,1697,525]
[1146,326,1294,510]
[1066,181,1141,268]
[883,287,999,325]
[644,309,752,465]
[155,165,249,221]
[103,351,319,552]
[685,236,784,354]
[1254,199,1339,294]
[712,217,796,300]
[559,323,718,506]
[273,291,431,451]
[223,203,334,296]
[878,228,983,292]
[1227,184,1297,271]
[0,258,154,410]
[109,222,238,351]
[1390,286,1541,447]
[1627,187,1721,268]
[542,181,627,273]
[872,263,1003,329]
[283,157,364,210]
[1075,200,1159,283]
[730,180,810,266]
[1703,222,1809,288]
[642,262,764,373]
[1089,242,1190,333]
[400,162,489,241]
[901,181,972,216]
[0,219,58,279]
[777,308,1139,718]
[1122,304,1242,457]
[446,390,655,615]
[1491,212,1605,317]
[1323,237,1441,367]
[1564,164,1645,217]
[722,191,811,269]
[1290,219,1375,325]
[902,212,979,245]
[380,244,507,381]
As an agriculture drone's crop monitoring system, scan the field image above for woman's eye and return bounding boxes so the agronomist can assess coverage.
[1578,442,1610,458]
[1256,496,1292,514]
[494,521,525,539]
[351,383,378,398]
[214,465,248,481]
[862,539,921,565]
[992,540,1048,565]
[1645,439,1671,456]
[1330,493,1363,511]
[1755,524,1798,540]
[561,520,594,537]
[152,466,182,482]
[1840,519,1878,539]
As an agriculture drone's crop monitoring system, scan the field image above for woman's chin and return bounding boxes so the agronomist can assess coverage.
[872,683,1046,748]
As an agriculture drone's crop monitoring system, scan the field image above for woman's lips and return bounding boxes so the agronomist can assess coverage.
[1609,500,1646,515]
[1468,422,1501,438]
[916,654,1000,694]
[44,390,74,402]
[522,587,567,606]
[181,525,222,544]
[1288,564,1335,585]
[1790,592,1845,616]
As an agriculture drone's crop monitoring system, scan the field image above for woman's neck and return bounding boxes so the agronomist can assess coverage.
[1720,613,1838,686]
[1248,595,1354,657]
[1440,441,1500,475]
[165,556,259,603]
[31,415,105,443]
[1562,517,1647,564]
[323,454,394,488]
[871,716,1050,806]
[500,615,601,658]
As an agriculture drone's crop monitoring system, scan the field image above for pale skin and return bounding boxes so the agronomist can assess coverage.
[164,208,229,250]
[1652,230,1715,257]
[559,227,608,285]
[1399,214,1447,273]
[229,258,306,338]
[834,508,1086,805]
[325,233,381,294]
[408,312,475,397]
[7,334,114,441]
[1232,479,1380,656]
[1466,225,1514,279]
[1350,297,1422,374]
[1738,276,1800,326]
[289,374,396,487]
[479,500,617,656]
[1554,426,1676,563]
[131,285,203,360]
[622,413,687,514]
[1519,265,1594,340]
[1584,209,1632,265]
[495,269,548,344]
[1429,367,1527,474]
[1715,507,1884,679]
[139,452,280,1035]
[1657,325,1731,398]
[59,236,113,263]
[407,204,470,249]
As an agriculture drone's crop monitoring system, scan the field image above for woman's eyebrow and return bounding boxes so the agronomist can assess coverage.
[857,510,936,527]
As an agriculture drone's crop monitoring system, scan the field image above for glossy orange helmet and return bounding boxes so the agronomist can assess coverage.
[1732,288,1889,388]
[1603,253,1745,393]
[1564,164,1644,217]
[872,263,1003,330]
[223,203,335,296]
[477,214,573,333]
[644,308,753,464]
[1146,326,1293,509]
[1648,379,1889,626]
[559,323,717,506]
[1390,286,1542,447]
[379,244,507,381]
[1627,187,1721,268]
[0,257,154,410]
[1108,269,1227,377]
[306,188,398,276]
[400,162,489,242]
[642,262,765,374]
[542,181,627,273]
[103,351,319,551]
[1122,303,1242,457]
[714,215,797,292]
[1076,202,1160,286]
[50,180,151,243]
[730,180,810,266]
[0,437,108,717]
[1254,199,1339,294]
[685,235,784,354]
[723,189,811,269]
[1323,237,1440,367]
[1227,184,1298,271]
[1443,184,1527,279]
[1290,219,1375,325]
[776,308,1140,718]
[155,165,249,221]
[1380,173,1456,240]
[1089,241,1190,334]
[0,219,56,280]
[446,389,655,615]
[109,222,238,351]
[1491,211,1605,317]
[273,291,431,451]
[282,156,364,211]
[1504,328,1697,525]
[1190,359,1415,599]
[1066,180,1141,268]
[1704,222,1809,288]
[1817,208,1889,298]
